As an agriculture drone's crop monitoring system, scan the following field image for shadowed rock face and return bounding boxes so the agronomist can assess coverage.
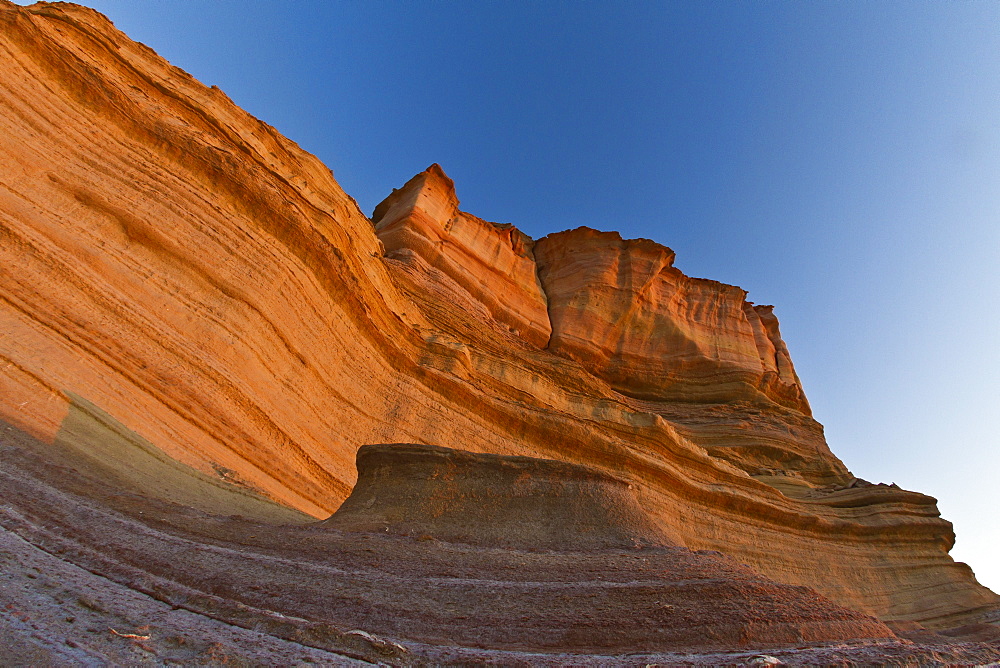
[0,0,998,640]
[0,429,904,658]
[325,443,676,549]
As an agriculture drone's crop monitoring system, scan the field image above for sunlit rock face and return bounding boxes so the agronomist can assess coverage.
[0,0,997,639]
[530,226,844,486]
[0,0,430,518]
[372,164,552,348]
[534,227,810,412]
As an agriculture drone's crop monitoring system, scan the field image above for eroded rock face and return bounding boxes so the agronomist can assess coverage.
[534,227,810,412]
[325,443,676,550]
[0,0,422,517]
[373,179,847,486]
[0,431,902,657]
[373,164,551,348]
[0,0,997,640]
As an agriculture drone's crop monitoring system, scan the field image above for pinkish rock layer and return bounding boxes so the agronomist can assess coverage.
[325,443,677,550]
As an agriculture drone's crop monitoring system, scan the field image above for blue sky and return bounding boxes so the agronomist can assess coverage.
[31,1,998,592]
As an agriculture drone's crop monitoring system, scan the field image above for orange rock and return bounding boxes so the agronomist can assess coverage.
[0,0,997,639]
[535,227,809,413]
[373,164,551,348]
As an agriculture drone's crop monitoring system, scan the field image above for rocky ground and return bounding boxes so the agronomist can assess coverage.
[4,526,1000,667]
[5,524,1000,667]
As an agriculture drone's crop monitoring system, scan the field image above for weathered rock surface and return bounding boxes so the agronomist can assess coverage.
[325,443,676,550]
[0,429,908,659]
[534,227,808,412]
[0,0,998,655]
[373,163,551,348]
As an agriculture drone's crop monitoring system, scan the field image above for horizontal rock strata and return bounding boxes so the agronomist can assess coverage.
[534,227,809,412]
[0,431,903,656]
[325,443,676,550]
[0,0,996,643]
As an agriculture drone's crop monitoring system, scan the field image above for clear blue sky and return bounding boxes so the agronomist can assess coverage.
[28,1,998,592]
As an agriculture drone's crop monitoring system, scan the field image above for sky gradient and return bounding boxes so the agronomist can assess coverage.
[24,1,999,592]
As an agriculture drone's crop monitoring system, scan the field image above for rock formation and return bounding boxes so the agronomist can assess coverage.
[373,164,552,348]
[0,0,998,659]
[0,431,919,662]
[325,443,676,550]
[535,227,809,412]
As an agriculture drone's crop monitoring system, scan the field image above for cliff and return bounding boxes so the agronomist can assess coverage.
[373,163,552,348]
[0,0,997,651]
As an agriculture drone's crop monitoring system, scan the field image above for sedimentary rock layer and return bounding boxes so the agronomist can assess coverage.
[0,0,996,638]
[0,431,904,657]
[373,164,551,348]
[534,227,809,412]
[372,170,844,485]
[0,0,420,517]
[325,443,675,550]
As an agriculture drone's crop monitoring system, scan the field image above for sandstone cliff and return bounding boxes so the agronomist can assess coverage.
[1,0,997,641]
[373,163,551,348]
[535,228,809,412]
